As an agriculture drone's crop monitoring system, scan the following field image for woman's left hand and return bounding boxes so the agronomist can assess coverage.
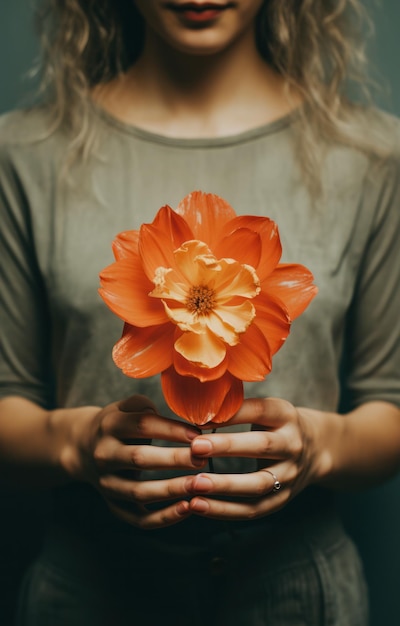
[187,397,329,520]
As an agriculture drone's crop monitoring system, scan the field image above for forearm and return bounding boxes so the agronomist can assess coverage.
[0,394,201,528]
[307,401,400,489]
[0,395,99,487]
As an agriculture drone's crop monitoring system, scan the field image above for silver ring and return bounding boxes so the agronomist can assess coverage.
[264,470,281,493]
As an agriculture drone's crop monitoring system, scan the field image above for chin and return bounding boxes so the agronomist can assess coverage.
[164,31,237,56]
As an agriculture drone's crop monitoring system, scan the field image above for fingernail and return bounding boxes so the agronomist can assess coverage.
[185,428,201,441]
[191,439,212,455]
[190,498,209,513]
[176,501,189,516]
[192,475,213,492]
[184,477,194,491]
[192,456,207,468]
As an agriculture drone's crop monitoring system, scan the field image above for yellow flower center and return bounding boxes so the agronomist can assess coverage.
[186,285,216,315]
[149,241,261,368]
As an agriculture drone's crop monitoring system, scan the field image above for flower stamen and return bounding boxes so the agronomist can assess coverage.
[186,285,216,316]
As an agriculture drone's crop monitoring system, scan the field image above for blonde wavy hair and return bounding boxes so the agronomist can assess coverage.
[35,0,387,193]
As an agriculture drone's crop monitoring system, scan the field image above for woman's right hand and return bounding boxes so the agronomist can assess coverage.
[61,395,206,529]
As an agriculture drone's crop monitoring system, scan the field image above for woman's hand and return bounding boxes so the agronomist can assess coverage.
[187,397,331,520]
[60,395,206,529]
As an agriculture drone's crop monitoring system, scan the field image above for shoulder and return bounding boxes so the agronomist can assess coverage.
[356,107,400,168]
[366,107,400,148]
[322,108,400,192]
[0,108,69,172]
[0,109,74,208]
[356,110,400,234]
[0,109,67,223]
[363,109,400,195]
[0,108,53,146]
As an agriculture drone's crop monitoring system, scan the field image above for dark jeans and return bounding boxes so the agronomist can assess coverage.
[16,509,368,626]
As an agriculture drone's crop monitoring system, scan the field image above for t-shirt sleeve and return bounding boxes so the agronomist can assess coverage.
[0,144,54,408]
[343,155,400,409]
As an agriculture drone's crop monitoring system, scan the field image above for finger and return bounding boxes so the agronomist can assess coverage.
[191,430,290,459]
[107,498,191,529]
[99,474,194,504]
[189,489,289,521]
[94,438,207,472]
[189,465,292,499]
[101,410,201,443]
[210,397,297,429]
[118,394,158,414]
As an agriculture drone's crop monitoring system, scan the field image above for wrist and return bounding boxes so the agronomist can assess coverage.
[298,407,346,486]
[50,405,100,482]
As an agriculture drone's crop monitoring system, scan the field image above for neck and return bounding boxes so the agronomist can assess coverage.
[94,25,300,138]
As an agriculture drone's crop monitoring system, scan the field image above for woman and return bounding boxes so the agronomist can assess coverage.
[1,1,399,624]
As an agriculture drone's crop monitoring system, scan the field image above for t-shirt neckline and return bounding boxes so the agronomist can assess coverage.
[92,103,298,148]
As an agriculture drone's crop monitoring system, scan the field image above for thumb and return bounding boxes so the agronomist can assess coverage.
[117,394,158,415]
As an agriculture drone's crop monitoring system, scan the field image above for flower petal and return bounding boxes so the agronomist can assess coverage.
[176,191,237,248]
[263,264,318,320]
[214,259,260,301]
[151,204,194,248]
[139,223,178,284]
[220,216,282,281]
[227,323,272,381]
[174,326,226,368]
[162,301,201,331]
[99,259,168,326]
[138,204,193,283]
[150,267,189,303]
[173,240,218,286]
[161,367,236,425]
[214,228,261,269]
[210,376,243,424]
[253,291,291,355]
[113,323,174,378]
[173,350,228,381]
[207,303,255,344]
[112,230,139,261]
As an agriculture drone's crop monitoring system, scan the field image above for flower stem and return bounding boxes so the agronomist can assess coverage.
[208,427,217,473]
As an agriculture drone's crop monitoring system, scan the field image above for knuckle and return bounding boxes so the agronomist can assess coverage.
[134,415,148,437]
[159,511,171,526]
[259,434,272,456]
[129,483,144,502]
[224,436,234,453]
[100,412,116,435]
[253,397,269,419]
[167,481,179,498]
[98,475,110,491]
[245,506,262,521]
[93,443,109,468]
[60,445,79,477]
[255,475,270,497]
[286,464,299,482]
[159,508,179,528]
[172,449,181,466]
[289,433,303,458]
[130,447,145,468]
[138,514,160,530]
[277,398,297,420]
[167,422,179,438]
[173,448,188,467]
[106,499,148,529]
[134,515,147,530]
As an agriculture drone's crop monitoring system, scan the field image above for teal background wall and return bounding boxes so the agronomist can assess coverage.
[0,1,399,625]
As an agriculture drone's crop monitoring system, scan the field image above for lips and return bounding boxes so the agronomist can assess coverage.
[166,2,233,23]
[167,2,231,10]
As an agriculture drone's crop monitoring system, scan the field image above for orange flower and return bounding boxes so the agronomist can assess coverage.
[99,192,317,425]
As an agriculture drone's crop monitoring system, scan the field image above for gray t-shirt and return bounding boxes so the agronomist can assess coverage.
[1,106,400,532]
